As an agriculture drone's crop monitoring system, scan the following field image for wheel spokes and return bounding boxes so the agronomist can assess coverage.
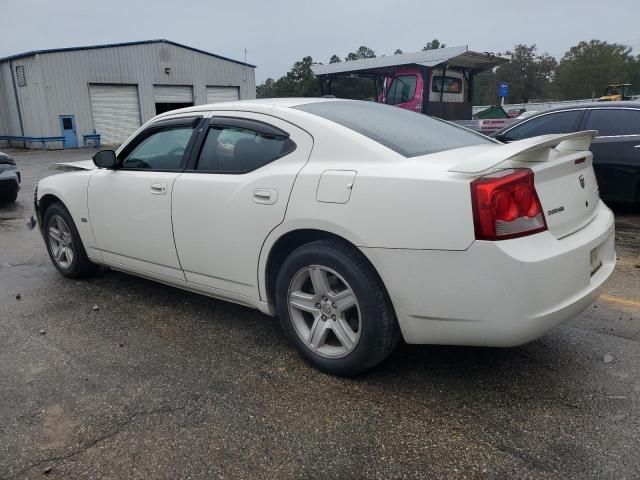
[308,316,329,348]
[331,318,357,350]
[287,264,361,359]
[309,267,331,298]
[48,215,73,268]
[289,291,318,313]
[331,289,356,313]
[48,226,62,243]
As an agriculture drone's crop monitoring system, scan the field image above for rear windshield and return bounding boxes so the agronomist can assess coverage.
[294,100,493,157]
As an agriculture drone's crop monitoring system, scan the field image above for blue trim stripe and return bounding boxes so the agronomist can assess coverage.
[0,39,256,68]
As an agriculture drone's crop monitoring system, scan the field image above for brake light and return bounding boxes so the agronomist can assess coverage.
[470,168,547,240]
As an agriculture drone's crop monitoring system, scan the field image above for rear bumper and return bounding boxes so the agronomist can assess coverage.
[361,201,616,347]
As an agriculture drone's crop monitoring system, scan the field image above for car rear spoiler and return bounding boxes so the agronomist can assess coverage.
[448,130,598,174]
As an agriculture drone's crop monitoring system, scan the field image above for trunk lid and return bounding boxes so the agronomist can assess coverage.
[529,152,599,238]
[448,130,600,239]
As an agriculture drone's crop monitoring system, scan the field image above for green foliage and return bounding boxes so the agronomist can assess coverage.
[329,54,342,64]
[472,71,499,105]
[345,46,376,61]
[256,56,320,98]
[494,44,557,103]
[553,40,638,99]
[423,39,445,50]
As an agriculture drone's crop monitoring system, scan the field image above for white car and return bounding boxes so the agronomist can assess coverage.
[35,99,615,376]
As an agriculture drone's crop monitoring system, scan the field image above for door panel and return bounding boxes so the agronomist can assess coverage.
[582,108,640,203]
[172,113,313,299]
[88,170,184,279]
[87,118,200,280]
[590,136,640,202]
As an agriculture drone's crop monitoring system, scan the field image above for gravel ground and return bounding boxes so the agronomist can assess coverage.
[1,148,638,479]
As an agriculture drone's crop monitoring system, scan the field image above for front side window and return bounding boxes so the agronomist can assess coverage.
[431,76,462,94]
[386,75,417,105]
[584,109,640,136]
[503,110,583,141]
[121,126,194,170]
[196,123,295,173]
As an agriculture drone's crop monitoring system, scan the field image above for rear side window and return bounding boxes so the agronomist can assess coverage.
[386,75,417,105]
[584,109,640,136]
[432,76,462,93]
[196,122,296,173]
[504,110,583,141]
[295,100,493,158]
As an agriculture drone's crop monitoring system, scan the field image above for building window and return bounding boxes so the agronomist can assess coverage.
[15,65,26,87]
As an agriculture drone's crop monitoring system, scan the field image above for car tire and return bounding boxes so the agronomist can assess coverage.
[275,239,400,376]
[43,202,98,278]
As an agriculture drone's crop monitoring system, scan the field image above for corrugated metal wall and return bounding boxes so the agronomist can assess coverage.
[0,41,256,146]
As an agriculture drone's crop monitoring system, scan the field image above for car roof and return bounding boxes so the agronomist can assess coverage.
[155,97,338,119]
[494,101,640,135]
[531,101,640,114]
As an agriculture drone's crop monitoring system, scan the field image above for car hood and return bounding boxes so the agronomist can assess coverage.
[50,160,96,172]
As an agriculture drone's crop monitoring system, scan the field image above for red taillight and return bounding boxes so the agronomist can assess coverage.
[470,168,547,240]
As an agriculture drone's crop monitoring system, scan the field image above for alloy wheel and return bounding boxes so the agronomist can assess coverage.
[287,265,361,358]
[48,215,74,269]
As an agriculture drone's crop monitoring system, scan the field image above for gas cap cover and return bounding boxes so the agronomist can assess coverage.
[316,170,357,204]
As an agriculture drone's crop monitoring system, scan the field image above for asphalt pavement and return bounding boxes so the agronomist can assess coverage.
[1,148,638,479]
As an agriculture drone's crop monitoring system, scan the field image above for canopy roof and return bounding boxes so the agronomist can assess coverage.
[311,45,508,77]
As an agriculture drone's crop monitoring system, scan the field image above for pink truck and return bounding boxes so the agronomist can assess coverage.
[311,46,507,121]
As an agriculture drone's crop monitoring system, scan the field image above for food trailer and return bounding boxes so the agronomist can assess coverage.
[311,45,508,121]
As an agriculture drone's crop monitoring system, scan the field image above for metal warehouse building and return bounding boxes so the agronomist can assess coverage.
[0,39,256,147]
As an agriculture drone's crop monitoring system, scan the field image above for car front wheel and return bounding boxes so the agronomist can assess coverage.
[43,202,97,278]
[275,239,399,376]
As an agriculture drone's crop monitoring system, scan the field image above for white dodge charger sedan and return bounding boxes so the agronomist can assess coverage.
[35,98,615,376]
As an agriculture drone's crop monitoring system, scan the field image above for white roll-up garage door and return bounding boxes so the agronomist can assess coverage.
[206,86,240,104]
[89,85,141,146]
[153,85,194,103]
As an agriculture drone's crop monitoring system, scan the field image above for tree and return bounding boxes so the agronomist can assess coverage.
[472,71,499,105]
[495,44,556,103]
[423,39,445,50]
[345,46,376,61]
[255,56,320,98]
[256,78,276,98]
[394,49,403,55]
[553,40,637,100]
[329,54,342,64]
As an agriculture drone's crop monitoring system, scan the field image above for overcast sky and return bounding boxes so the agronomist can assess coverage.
[1,0,639,83]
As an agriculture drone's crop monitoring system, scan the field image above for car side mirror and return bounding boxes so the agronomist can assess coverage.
[493,133,508,143]
[93,150,117,169]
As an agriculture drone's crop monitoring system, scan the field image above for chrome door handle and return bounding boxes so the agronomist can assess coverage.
[253,188,278,204]
[634,144,640,149]
[150,183,167,195]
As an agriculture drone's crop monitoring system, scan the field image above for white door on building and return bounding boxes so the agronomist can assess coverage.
[89,84,141,146]
[153,85,194,104]
[206,86,240,103]
[153,85,194,114]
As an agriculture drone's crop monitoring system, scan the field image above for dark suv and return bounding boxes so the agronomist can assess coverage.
[0,151,20,203]
[493,102,640,205]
